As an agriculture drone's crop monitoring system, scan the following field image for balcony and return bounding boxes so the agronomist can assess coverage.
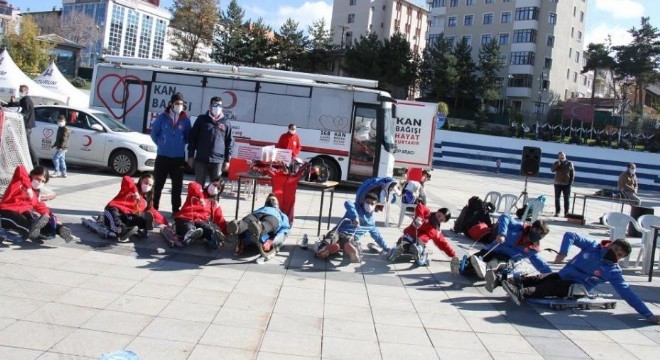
[513,20,538,31]
[509,65,535,75]
[506,87,532,98]
[515,0,541,7]
[511,42,536,53]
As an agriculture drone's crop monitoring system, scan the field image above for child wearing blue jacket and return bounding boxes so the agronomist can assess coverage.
[315,193,388,263]
[228,193,290,255]
[504,232,660,324]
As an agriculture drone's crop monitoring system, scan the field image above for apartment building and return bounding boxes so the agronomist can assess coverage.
[427,0,588,117]
[330,0,429,56]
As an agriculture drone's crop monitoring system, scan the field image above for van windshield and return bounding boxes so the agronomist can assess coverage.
[93,112,133,132]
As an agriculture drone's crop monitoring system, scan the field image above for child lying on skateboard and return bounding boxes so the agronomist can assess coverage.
[173,178,227,249]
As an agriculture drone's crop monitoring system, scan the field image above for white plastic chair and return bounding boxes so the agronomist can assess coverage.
[397,199,418,228]
[496,194,518,215]
[520,198,544,224]
[638,214,660,274]
[484,191,501,210]
[602,212,645,268]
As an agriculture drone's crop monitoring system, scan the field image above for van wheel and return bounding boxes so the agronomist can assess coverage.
[310,157,340,182]
[110,150,137,176]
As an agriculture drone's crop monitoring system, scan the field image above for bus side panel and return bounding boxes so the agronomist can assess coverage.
[205,77,258,124]
[393,101,437,168]
[309,87,355,133]
[254,83,312,128]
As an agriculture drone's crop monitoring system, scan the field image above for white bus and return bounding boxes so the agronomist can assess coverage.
[90,57,435,182]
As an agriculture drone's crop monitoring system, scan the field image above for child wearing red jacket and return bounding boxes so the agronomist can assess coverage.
[388,203,459,271]
[104,173,168,241]
[0,165,73,243]
[173,178,228,249]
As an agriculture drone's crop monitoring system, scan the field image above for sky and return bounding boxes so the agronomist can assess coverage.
[15,0,660,48]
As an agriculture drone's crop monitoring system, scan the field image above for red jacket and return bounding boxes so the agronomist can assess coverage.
[106,176,168,225]
[0,166,50,215]
[276,132,302,158]
[174,182,227,234]
[403,203,455,257]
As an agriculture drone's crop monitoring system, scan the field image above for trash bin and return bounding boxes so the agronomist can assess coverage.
[629,205,654,237]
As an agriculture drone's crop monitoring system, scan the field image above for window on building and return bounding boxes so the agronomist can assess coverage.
[499,33,509,45]
[573,6,577,16]
[138,15,153,58]
[483,13,493,25]
[577,31,582,42]
[515,7,539,21]
[571,27,574,38]
[445,36,455,47]
[501,12,511,23]
[544,58,552,69]
[448,16,457,27]
[449,0,458,7]
[122,9,139,57]
[485,0,493,3]
[499,54,507,64]
[566,69,570,79]
[348,14,355,23]
[547,35,555,47]
[152,18,166,59]
[108,4,125,56]
[350,0,357,5]
[573,71,578,82]
[569,47,572,58]
[466,0,474,5]
[580,11,584,22]
[508,74,533,88]
[432,0,446,7]
[481,34,492,45]
[548,13,557,24]
[463,35,472,46]
[464,15,473,26]
[513,29,537,43]
[575,51,580,63]
[428,34,440,46]
[510,51,535,65]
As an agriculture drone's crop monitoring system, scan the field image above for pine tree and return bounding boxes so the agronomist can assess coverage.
[212,0,248,65]
[477,38,502,105]
[243,18,275,67]
[453,36,477,108]
[343,33,382,80]
[420,35,458,101]
[275,18,307,70]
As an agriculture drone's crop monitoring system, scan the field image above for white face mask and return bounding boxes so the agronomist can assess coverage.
[58,121,66,127]
[172,105,183,114]
[629,168,636,175]
[141,183,152,193]
[363,203,375,214]
[31,179,42,190]
[19,91,26,98]
[207,183,218,196]
[211,106,223,117]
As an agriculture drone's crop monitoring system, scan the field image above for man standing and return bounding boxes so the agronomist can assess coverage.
[276,124,302,161]
[618,163,641,206]
[551,151,574,217]
[7,85,39,166]
[188,97,232,188]
[150,92,191,214]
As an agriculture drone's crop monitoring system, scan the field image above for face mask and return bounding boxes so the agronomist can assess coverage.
[629,169,635,175]
[207,184,218,196]
[603,248,618,263]
[141,183,152,193]
[19,92,26,98]
[172,105,183,114]
[363,203,375,214]
[211,106,223,117]
[58,121,66,127]
[289,129,296,134]
[31,179,42,190]
[528,230,542,244]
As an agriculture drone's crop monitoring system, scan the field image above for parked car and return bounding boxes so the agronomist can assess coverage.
[32,105,156,176]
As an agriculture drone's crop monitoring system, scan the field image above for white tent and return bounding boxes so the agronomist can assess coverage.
[35,61,90,107]
[0,49,68,104]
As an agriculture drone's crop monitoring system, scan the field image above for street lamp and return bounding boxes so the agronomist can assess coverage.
[535,72,548,139]
[339,25,350,49]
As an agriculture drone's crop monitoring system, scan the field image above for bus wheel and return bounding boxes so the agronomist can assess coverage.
[310,157,340,182]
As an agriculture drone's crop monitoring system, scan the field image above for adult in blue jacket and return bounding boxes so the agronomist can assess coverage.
[187,96,233,187]
[504,232,660,324]
[355,177,399,208]
[227,193,290,254]
[150,92,192,214]
[469,214,551,283]
[315,193,389,262]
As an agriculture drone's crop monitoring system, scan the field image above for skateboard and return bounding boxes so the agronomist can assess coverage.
[527,297,618,310]
[161,226,184,248]
[81,215,115,239]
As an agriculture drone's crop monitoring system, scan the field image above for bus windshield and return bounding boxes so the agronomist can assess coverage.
[382,101,396,152]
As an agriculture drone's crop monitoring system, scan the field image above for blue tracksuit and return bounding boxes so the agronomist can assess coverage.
[252,205,290,243]
[337,200,388,250]
[558,232,653,319]
[486,214,551,274]
[355,177,396,204]
[150,111,191,158]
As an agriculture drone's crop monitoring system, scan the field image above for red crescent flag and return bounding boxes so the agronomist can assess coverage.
[562,101,595,123]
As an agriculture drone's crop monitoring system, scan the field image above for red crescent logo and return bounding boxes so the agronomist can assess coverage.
[43,128,54,139]
[83,135,92,147]
[222,90,237,109]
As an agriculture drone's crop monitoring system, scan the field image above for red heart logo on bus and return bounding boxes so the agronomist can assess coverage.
[96,74,145,120]
[43,128,54,139]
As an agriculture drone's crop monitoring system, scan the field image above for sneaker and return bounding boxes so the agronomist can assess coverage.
[300,234,309,249]
[50,172,61,178]
[183,228,204,245]
[316,243,340,259]
[554,213,559,217]
[564,213,568,218]
[227,220,239,235]
[386,247,400,262]
[502,280,524,306]
[246,218,263,244]
[485,268,498,293]
[344,242,360,263]
[28,215,50,240]
[470,255,487,279]
[450,256,461,275]
[118,225,139,242]
[58,225,74,243]
[62,173,68,178]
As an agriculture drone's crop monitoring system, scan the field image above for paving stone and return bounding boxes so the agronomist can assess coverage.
[50,328,133,358]
[81,310,153,335]
[380,343,440,360]
[323,318,377,342]
[199,324,264,351]
[321,336,380,360]
[267,313,322,336]
[25,303,99,327]
[0,345,42,360]
[525,336,590,358]
[140,317,208,343]
[260,331,321,358]
[125,337,195,360]
[0,321,74,351]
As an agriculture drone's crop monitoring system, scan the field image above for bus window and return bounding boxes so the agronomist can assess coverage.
[382,101,396,153]
[348,106,379,181]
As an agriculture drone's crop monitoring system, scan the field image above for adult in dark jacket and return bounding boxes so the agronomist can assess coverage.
[187,97,232,187]
[7,85,38,166]
[150,92,192,214]
[551,151,574,217]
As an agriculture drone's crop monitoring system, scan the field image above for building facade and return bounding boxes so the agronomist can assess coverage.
[427,0,588,117]
[0,0,20,41]
[331,0,429,55]
[62,0,171,66]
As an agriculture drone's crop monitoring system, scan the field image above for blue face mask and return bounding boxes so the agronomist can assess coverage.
[528,230,542,243]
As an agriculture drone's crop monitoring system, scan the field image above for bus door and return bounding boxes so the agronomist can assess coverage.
[347,104,381,182]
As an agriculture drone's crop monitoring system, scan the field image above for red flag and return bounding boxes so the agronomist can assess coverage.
[562,101,595,123]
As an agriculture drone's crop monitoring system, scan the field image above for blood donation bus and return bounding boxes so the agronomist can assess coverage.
[90,56,436,182]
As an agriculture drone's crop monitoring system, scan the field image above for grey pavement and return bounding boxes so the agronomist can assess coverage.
[1,166,660,359]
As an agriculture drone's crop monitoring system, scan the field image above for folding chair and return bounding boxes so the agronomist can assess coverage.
[602,212,645,268]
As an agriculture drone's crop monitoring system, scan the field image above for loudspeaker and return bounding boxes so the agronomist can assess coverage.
[520,146,542,176]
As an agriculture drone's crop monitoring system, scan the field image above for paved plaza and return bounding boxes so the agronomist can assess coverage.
[1,166,659,359]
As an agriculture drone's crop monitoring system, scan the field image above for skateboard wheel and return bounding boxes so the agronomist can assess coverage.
[610,302,617,309]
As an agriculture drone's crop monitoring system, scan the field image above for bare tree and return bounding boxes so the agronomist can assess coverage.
[59,11,101,52]
[170,0,219,62]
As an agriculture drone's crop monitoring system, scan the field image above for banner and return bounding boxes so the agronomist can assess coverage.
[562,101,595,123]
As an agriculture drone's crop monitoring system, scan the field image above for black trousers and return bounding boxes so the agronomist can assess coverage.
[153,155,185,213]
[174,218,215,241]
[104,206,153,232]
[238,214,279,239]
[554,184,571,215]
[520,273,573,298]
[194,160,223,188]
[0,209,36,238]
[26,128,39,166]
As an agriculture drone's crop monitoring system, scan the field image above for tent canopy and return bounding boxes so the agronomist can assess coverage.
[0,49,68,104]
[35,61,90,107]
